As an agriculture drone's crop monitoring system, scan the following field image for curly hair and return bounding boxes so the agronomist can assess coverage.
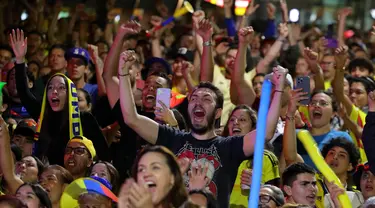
[321,138,360,173]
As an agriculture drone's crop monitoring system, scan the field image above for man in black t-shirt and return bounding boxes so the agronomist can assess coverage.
[118,49,288,207]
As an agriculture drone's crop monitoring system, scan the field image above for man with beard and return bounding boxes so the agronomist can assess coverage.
[64,136,96,179]
[118,47,287,207]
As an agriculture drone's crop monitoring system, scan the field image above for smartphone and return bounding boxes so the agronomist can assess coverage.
[295,76,310,105]
[156,88,171,109]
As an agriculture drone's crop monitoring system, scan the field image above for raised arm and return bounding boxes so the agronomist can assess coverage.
[256,23,288,74]
[150,16,164,58]
[337,8,352,47]
[303,48,325,91]
[283,89,307,165]
[181,61,197,94]
[118,50,159,144]
[47,2,62,45]
[332,46,353,114]
[243,66,287,157]
[231,26,256,106]
[0,116,23,194]
[195,19,214,82]
[239,1,259,28]
[10,29,41,120]
[103,21,141,108]
[88,44,106,97]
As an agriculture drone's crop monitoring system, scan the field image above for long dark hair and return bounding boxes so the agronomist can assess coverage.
[222,105,257,137]
[16,183,52,208]
[132,146,188,207]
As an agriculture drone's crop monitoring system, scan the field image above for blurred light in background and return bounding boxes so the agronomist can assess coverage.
[289,8,299,22]
[114,15,121,23]
[58,11,70,20]
[310,12,317,22]
[371,9,375,19]
[21,11,28,21]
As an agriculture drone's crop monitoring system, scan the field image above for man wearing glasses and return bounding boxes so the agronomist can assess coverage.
[64,136,96,179]
[258,184,285,208]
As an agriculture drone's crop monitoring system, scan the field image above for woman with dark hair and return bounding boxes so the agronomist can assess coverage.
[224,105,281,207]
[0,115,45,194]
[39,165,73,208]
[77,88,92,112]
[89,161,120,194]
[10,29,109,165]
[16,183,52,208]
[118,145,189,207]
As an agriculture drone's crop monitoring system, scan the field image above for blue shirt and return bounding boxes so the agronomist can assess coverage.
[297,130,353,169]
[83,83,98,105]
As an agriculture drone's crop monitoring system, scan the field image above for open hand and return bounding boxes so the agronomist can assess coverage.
[278,23,289,39]
[189,162,210,190]
[9,29,27,64]
[337,7,352,20]
[267,3,276,19]
[245,0,259,16]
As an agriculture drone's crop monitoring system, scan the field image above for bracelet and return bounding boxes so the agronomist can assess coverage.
[285,115,295,121]
[203,40,212,46]
[118,73,130,77]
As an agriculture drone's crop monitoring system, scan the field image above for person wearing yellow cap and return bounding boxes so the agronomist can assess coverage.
[64,136,96,179]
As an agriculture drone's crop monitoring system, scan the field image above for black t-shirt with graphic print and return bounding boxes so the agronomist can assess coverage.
[156,125,247,208]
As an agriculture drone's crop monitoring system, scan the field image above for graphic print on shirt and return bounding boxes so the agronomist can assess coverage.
[176,142,222,196]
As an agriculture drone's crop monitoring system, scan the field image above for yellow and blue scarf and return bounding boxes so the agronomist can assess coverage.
[34,73,82,141]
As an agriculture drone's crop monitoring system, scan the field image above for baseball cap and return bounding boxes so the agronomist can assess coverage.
[264,71,293,89]
[60,177,118,208]
[175,47,194,63]
[65,47,90,65]
[68,136,96,159]
[142,57,172,80]
[14,119,37,140]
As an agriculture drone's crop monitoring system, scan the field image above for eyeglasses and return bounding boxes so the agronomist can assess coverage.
[310,100,330,107]
[259,194,279,205]
[65,147,87,156]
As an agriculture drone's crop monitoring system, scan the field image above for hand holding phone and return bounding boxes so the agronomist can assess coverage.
[156,88,171,109]
[295,76,310,105]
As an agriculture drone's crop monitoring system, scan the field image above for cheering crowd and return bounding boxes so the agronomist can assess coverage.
[1,0,375,207]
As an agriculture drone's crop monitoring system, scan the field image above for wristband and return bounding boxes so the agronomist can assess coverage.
[118,73,130,77]
[203,40,212,46]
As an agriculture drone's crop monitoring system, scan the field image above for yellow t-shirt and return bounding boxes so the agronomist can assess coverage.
[324,81,332,91]
[349,105,367,163]
[213,65,256,126]
[229,150,280,207]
